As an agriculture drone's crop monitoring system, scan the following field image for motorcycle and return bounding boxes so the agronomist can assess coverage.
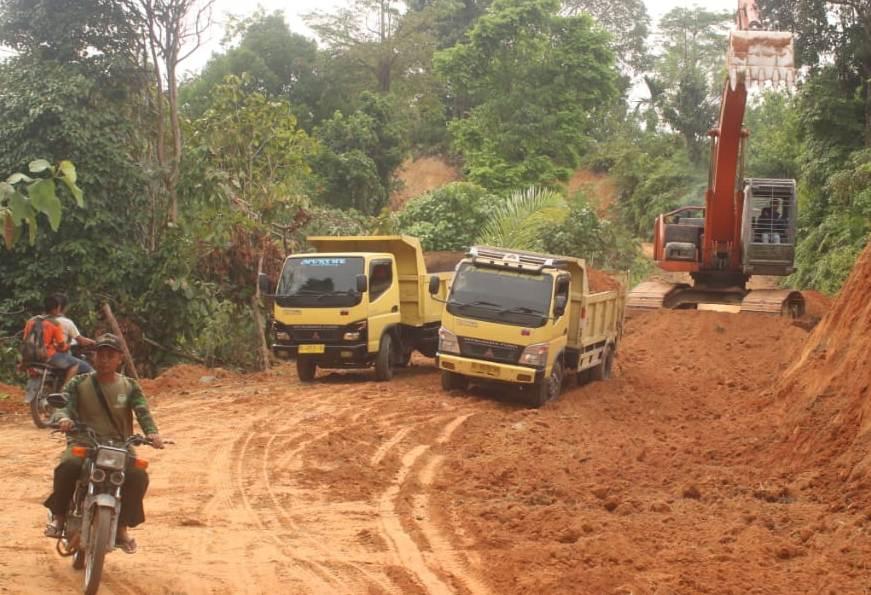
[45,394,166,595]
[25,346,93,428]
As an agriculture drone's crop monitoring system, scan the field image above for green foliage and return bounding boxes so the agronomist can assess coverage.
[185,74,317,222]
[744,91,802,179]
[311,92,406,214]
[543,191,650,284]
[562,0,652,73]
[644,7,731,161]
[435,0,619,191]
[791,149,871,293]
[476,186,567,251]
[1,160,84,248]
[596,131,706,237]
[395,182,500,250]
[180,11,325,128]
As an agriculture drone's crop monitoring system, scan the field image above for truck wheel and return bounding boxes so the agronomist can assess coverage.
[374,334,394,381]
[590,346,613,381]
[296,357,317,382]
[531,360,563,407]
[441,371,468,391]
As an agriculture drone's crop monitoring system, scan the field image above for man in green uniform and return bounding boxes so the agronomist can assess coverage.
[43,334,164,554]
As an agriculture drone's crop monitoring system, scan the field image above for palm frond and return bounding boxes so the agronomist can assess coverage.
[476,186,568,251]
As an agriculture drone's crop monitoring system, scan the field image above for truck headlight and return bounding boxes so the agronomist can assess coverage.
[438,327,459,354]
[519,342,548,367]
[344,320,367,341]
[276,331,291,341]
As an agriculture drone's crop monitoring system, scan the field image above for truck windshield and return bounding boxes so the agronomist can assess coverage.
[447,263,552,327]
[276,256,364,307]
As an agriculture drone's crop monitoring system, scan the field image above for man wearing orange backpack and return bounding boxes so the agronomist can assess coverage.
[21,294,93,383]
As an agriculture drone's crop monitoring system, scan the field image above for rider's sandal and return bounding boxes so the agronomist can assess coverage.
[115,537,137,554]
[44,523,63,539]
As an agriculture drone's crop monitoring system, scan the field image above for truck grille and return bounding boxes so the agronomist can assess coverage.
[458,337,521,364]
[288,325,342,343]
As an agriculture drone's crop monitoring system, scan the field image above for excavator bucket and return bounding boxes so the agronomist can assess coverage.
[727,31,794,89]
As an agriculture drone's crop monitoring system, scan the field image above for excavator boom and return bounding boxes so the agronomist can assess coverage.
[628,1,804,317]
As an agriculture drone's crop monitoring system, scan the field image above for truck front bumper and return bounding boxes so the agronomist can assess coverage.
[271,342,370,365]
[438,353,540,384]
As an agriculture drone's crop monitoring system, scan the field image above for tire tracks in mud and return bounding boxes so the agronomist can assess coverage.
[376,412,492,595]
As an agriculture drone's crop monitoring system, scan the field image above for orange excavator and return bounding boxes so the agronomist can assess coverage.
[628,0,805,317]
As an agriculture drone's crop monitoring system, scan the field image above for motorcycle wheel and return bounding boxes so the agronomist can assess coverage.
[30,389,52,429]
[83,508,112,595]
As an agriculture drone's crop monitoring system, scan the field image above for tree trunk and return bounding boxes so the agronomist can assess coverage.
[101,303,140,381]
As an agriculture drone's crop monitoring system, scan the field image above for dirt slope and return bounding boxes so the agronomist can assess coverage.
[390,156,461,210]
[2,302,869,594]
[774,241,871,504]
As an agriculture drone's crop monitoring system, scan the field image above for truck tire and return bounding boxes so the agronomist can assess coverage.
[530,359,562,407]
[441,371,468,391]
[374,334,394,381]
[590,345,613,381]
[396,343,412,368]
[296,357,317,382]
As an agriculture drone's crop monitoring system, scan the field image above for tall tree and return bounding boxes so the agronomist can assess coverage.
[124,0,215,227]
[645,7,731,163]
[759,0,871,146]
[179,10,324,127]
[561,0,652,73]
[435,0,619,190]
[306,0,433,94]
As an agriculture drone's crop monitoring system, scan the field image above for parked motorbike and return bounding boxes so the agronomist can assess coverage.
[45,394,166,595]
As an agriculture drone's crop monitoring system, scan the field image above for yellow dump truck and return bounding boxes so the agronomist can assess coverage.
[429,246,626,406]
[260,236,455,381]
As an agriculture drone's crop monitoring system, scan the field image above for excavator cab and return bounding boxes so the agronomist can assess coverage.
[742,178,797,276]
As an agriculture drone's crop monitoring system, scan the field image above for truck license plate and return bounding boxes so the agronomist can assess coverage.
[298,344,325,354]
[471,362,500,377]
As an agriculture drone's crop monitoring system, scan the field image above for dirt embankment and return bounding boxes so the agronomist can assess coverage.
[390,156,461,210]
[774,241,871,505]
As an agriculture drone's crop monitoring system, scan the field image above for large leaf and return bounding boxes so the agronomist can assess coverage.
[58,160,77,184]
[57,161,84,207]
[28,179,62,230]
[9,191,31,225]
[28,159,51,173]
[7,172,33,185]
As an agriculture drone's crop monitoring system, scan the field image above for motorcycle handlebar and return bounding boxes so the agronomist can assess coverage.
[49,423,172,448]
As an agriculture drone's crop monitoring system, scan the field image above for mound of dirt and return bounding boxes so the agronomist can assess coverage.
[587,267,621,293]
[390,156,461,210]
[139,364,237,396]
[776,241,871,501]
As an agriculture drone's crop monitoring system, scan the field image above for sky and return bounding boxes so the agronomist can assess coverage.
[185,0,739,74]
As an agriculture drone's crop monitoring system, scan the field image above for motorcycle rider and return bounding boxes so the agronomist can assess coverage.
[44,334,164,554]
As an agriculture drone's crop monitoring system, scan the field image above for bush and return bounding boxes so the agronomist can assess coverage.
[395,182,500,251]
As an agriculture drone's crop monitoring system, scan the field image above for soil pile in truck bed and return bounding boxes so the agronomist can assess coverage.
[775,241,871,503]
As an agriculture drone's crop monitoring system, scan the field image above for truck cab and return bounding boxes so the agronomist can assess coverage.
[263,236,454,382]
[433,246,625,407]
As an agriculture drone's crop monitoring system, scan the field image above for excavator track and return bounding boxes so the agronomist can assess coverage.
[627,282,805,318]
[739,289,805,318]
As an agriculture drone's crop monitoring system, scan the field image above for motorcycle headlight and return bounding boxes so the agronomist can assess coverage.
[438,327,459,354]
[519,342,549,367]
[95,447,127,471]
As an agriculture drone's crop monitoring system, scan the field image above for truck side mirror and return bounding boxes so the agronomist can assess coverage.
[258,273,274,296]
[553,295,568,317]
[356,274,368,293]
[428,275,440,295]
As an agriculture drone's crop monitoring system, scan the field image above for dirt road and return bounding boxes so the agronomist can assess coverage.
[1,310,868,594]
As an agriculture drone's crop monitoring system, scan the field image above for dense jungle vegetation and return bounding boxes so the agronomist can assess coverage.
[1,0,869,378]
